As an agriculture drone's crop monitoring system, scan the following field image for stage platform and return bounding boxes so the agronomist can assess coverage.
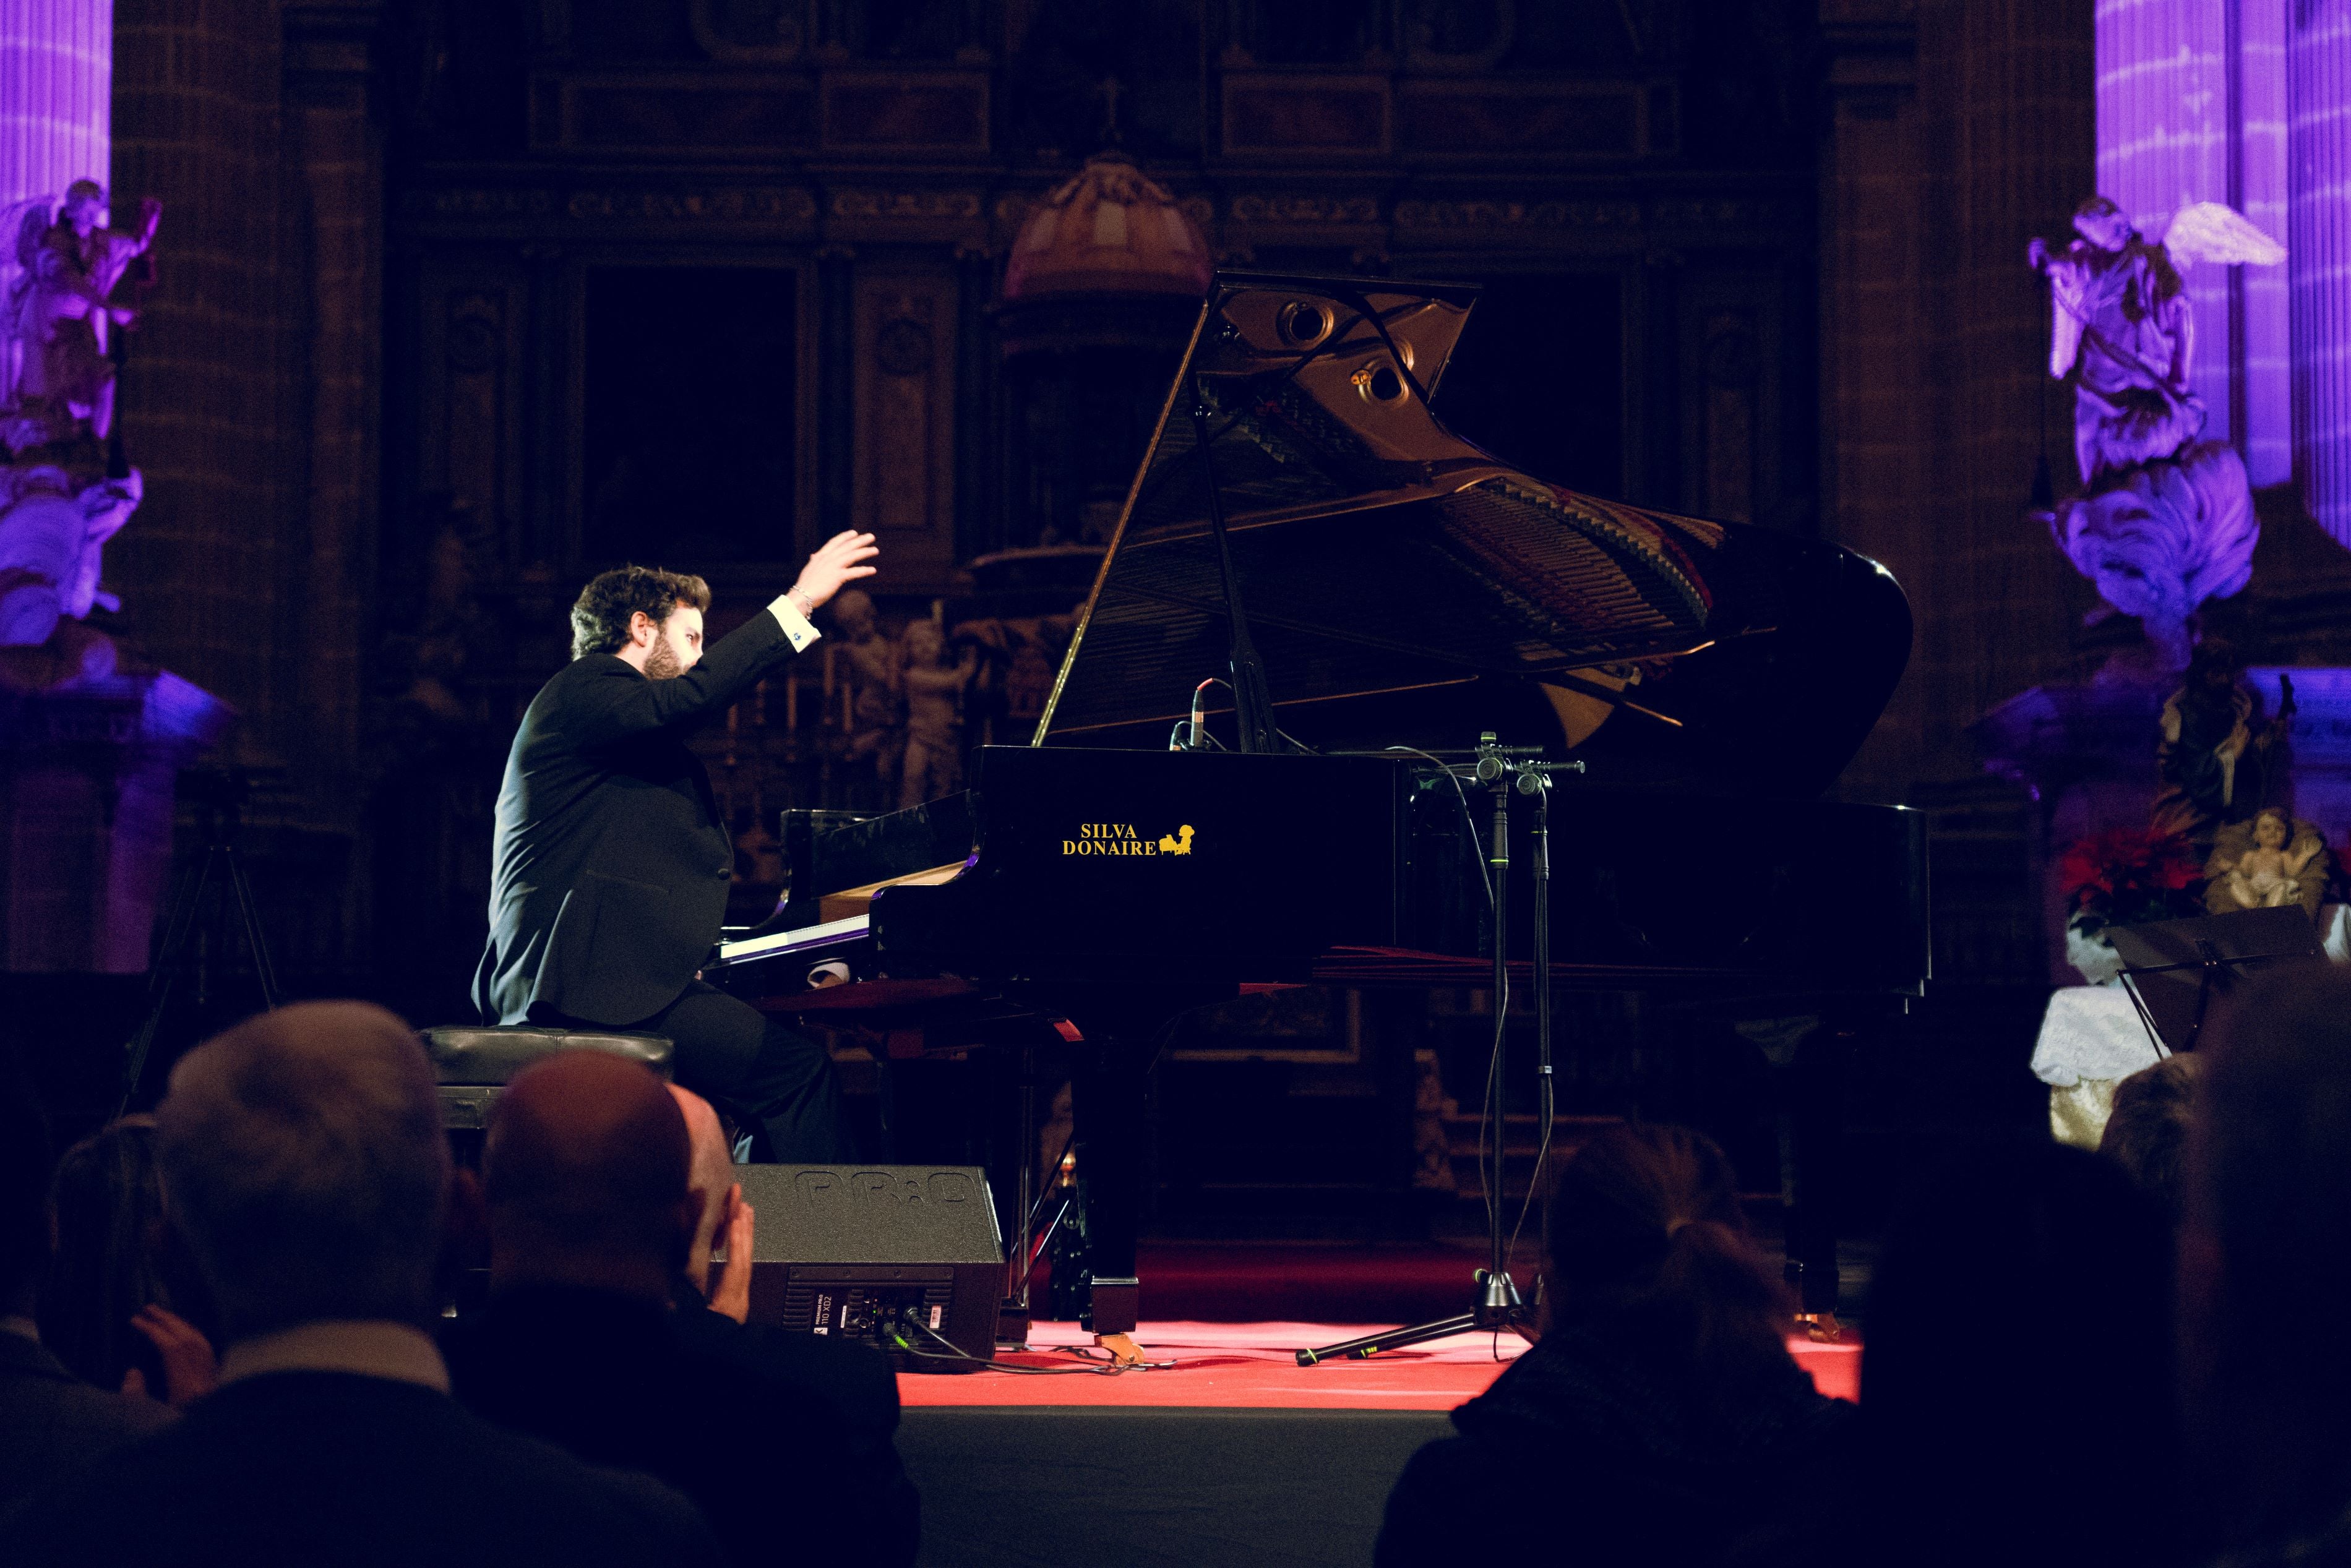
[895,1321,1861,1568]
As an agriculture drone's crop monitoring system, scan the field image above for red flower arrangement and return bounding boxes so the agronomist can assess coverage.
[2057,826,2206,937]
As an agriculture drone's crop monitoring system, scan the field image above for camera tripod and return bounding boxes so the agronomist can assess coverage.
[1299,734,1581,1364]
[117,769,282,1116]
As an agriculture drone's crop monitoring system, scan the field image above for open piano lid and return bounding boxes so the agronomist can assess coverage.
[1033,271,1912,799]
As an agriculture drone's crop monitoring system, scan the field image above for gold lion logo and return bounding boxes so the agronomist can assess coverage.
[1157,824,1195,855]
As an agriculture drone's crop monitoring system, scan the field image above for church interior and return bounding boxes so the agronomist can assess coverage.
[9,2,2351,1564]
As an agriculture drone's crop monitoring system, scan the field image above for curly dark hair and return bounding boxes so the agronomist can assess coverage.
[570,566,711,659]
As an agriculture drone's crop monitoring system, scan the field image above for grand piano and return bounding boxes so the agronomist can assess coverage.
[710,272,1927,1343]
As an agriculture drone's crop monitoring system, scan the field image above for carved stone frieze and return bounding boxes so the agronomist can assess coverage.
[1649,197,1801,231]
[830,190,984,221]
[1228,194,1380,225]
[1391,198,1641,229]
[403,186,819,225]
[567,187,816,222]
[404,189,556,219]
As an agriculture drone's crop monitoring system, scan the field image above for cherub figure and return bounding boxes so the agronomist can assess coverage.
[2,181,161,442]
[829,589,903,808]
[897,617,976,810]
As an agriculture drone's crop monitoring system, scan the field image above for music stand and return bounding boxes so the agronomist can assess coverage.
[2105,906,2323,1056]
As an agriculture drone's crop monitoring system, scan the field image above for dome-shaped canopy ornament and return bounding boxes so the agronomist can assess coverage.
[1003,151,1210,304]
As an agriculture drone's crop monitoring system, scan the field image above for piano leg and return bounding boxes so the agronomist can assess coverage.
[1047,986,1227,1359]
[1071,1041,1145,1342]
[1784,1022,1853,1325]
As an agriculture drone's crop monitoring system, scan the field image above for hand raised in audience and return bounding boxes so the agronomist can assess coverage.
[122,1303,217,1407]
[708,1183,756,1325]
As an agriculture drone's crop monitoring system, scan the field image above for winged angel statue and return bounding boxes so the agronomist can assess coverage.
[0,181,157,663]
[2029,197,2284,669]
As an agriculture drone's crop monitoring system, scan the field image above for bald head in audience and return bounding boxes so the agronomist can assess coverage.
[483,1052,695,1303]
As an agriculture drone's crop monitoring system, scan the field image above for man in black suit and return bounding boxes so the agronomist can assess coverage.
[0,1002,722,1566]
[0,1052,173,1514]
[442,1052,918,1568]
[474,530,877,1160]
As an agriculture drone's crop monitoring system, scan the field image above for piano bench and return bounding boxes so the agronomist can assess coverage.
[421,1026,674,1131]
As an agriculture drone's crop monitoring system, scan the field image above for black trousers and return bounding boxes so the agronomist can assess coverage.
[591,981,853,1163]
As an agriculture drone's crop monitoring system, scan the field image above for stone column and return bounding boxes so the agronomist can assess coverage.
[2290,1,2351,546]
[2094,0,2231,445]
[0,0,108,206]
[2092,0,2292,486]
[282,4,384,797]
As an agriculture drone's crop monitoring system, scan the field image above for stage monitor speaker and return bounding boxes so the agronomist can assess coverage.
[731,1165,1003,1372]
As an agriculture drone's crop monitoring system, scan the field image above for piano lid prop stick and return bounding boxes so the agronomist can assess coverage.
[1549,668,1684,729]
[1187,399,1283,755]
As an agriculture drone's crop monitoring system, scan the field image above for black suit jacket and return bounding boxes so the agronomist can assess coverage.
[0,1332,174,1513]
[0,1369,721,1566]
[476,609,802,1027]
[442,1284,918,1568]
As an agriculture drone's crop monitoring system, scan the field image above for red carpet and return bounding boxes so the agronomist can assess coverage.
[898,1320,1863,1408]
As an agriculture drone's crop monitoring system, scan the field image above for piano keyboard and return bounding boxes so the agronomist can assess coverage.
[710,913,869,968]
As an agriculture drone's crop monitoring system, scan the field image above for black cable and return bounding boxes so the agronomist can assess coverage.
[887,1316,1164,1376]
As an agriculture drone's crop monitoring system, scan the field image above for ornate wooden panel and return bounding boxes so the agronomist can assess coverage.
[1221,72,1391,157]
[853,269,959,588]
[414,263,530,565]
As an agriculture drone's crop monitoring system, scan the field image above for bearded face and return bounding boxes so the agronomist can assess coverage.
[639,604,703,679]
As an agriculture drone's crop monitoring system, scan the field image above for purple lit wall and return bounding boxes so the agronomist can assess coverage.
[2243,2,2290,491]
[2095,0,2292,487]
[2291,2,2351,547]
[0,0,108,211]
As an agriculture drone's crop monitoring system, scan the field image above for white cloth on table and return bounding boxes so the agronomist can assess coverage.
[2031,985,2162,1089]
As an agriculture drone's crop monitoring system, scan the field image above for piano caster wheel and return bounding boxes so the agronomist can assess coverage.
[1795,1312,1844,1343]
[1094,1332,1145,1368]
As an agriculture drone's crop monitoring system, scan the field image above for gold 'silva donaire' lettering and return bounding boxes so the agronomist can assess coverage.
[1064,823,1161,855]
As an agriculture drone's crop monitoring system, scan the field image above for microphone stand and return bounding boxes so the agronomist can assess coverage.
[1297,739,1581,1365]
[1525,766,1555,1179]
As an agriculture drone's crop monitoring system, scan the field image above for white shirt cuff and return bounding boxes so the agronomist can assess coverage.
[766,594,820,652]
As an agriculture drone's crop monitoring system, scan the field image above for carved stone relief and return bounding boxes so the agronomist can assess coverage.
[854,272,957,584]
[418,267,527,567]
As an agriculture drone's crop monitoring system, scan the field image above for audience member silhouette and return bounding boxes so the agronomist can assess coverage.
[0,1051,172,1512]
[0,1003,721,1565]
[1857,1138,2183,1568]
[1377,1123,1855,1567]
[2100,1053,2199,1225]
[38,1115,218,1403]
[442,1051,918,1568]
[669,1082,754,1322]
[2181,965,2351,1562]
